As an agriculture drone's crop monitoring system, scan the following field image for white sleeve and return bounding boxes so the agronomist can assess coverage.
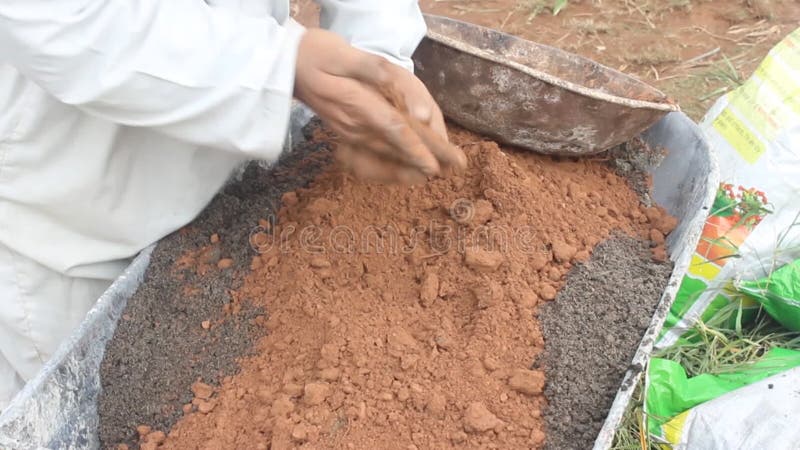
[317,0,427,72]
[0,0,306,160]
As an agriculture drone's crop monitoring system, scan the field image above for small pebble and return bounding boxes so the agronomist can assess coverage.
[463,402,502,433]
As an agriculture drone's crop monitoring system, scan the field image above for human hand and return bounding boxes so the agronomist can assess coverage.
[293,29,466,183]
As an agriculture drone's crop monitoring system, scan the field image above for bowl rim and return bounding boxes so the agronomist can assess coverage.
[424,15,680,113]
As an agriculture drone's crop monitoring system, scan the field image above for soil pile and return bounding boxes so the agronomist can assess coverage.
[538,236,673,450]
[98,125,335,447]
[142,128,675,450]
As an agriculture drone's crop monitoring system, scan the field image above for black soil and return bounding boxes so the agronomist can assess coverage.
[98,121,333,449]
[537,236,672,450]
[606,136,667,206]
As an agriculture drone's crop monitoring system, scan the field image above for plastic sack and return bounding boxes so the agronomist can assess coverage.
[736,258,800,331]
[645,347,800,443]
[657,27,800,348]
[653,364,800,449]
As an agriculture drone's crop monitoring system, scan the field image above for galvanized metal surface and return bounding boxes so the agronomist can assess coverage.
[0,247,154,450]
[0,110,715,449]
[593,112,718,449]
[413,14,679,156]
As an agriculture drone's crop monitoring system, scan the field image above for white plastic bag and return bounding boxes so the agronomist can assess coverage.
[661,367,800,449]
[658,28,800,348]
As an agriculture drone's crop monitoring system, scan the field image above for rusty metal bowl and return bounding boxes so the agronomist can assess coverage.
[413,15,679,156]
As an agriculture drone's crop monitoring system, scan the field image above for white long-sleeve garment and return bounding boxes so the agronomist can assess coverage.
[0,0,425,409]
[0,0,425,279]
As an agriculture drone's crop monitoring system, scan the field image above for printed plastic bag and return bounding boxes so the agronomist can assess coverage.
[658,28,800,348]
[652,364,800,449]
[645,348,800,443]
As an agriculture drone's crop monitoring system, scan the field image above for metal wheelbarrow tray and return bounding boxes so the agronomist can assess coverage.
[0,19,716,450]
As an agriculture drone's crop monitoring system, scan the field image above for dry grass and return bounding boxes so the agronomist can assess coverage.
[516,0,568,20]
[624,44,682,66]
[612,305,800,449]
[569,18,612,35]
[658,54,747,118]
[517,0,550,17]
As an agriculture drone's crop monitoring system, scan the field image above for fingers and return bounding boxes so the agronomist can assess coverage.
[428,104,449,142]
[337,145,428,185]
[362,62,467,170]
[344,50,434,126]
[355,70,467,172]
[369,63,435,127]
[407,117,467,171]
[355,86,442,175]
[310,74,439,174]
[294,32,467,179]
[329,78,465,175]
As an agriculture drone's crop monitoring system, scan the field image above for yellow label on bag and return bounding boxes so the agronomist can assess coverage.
[712,108,766,164]
[688,254,723,280]
[663,410,690,447]
[711,28,800,164]
[755,55,800,117]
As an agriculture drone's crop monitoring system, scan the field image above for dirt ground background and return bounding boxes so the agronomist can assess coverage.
[296,0,800,120]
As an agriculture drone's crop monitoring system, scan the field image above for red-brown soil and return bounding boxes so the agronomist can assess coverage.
[150,128,674,450]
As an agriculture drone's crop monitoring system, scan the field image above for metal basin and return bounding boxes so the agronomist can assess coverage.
[413,14,679,155]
